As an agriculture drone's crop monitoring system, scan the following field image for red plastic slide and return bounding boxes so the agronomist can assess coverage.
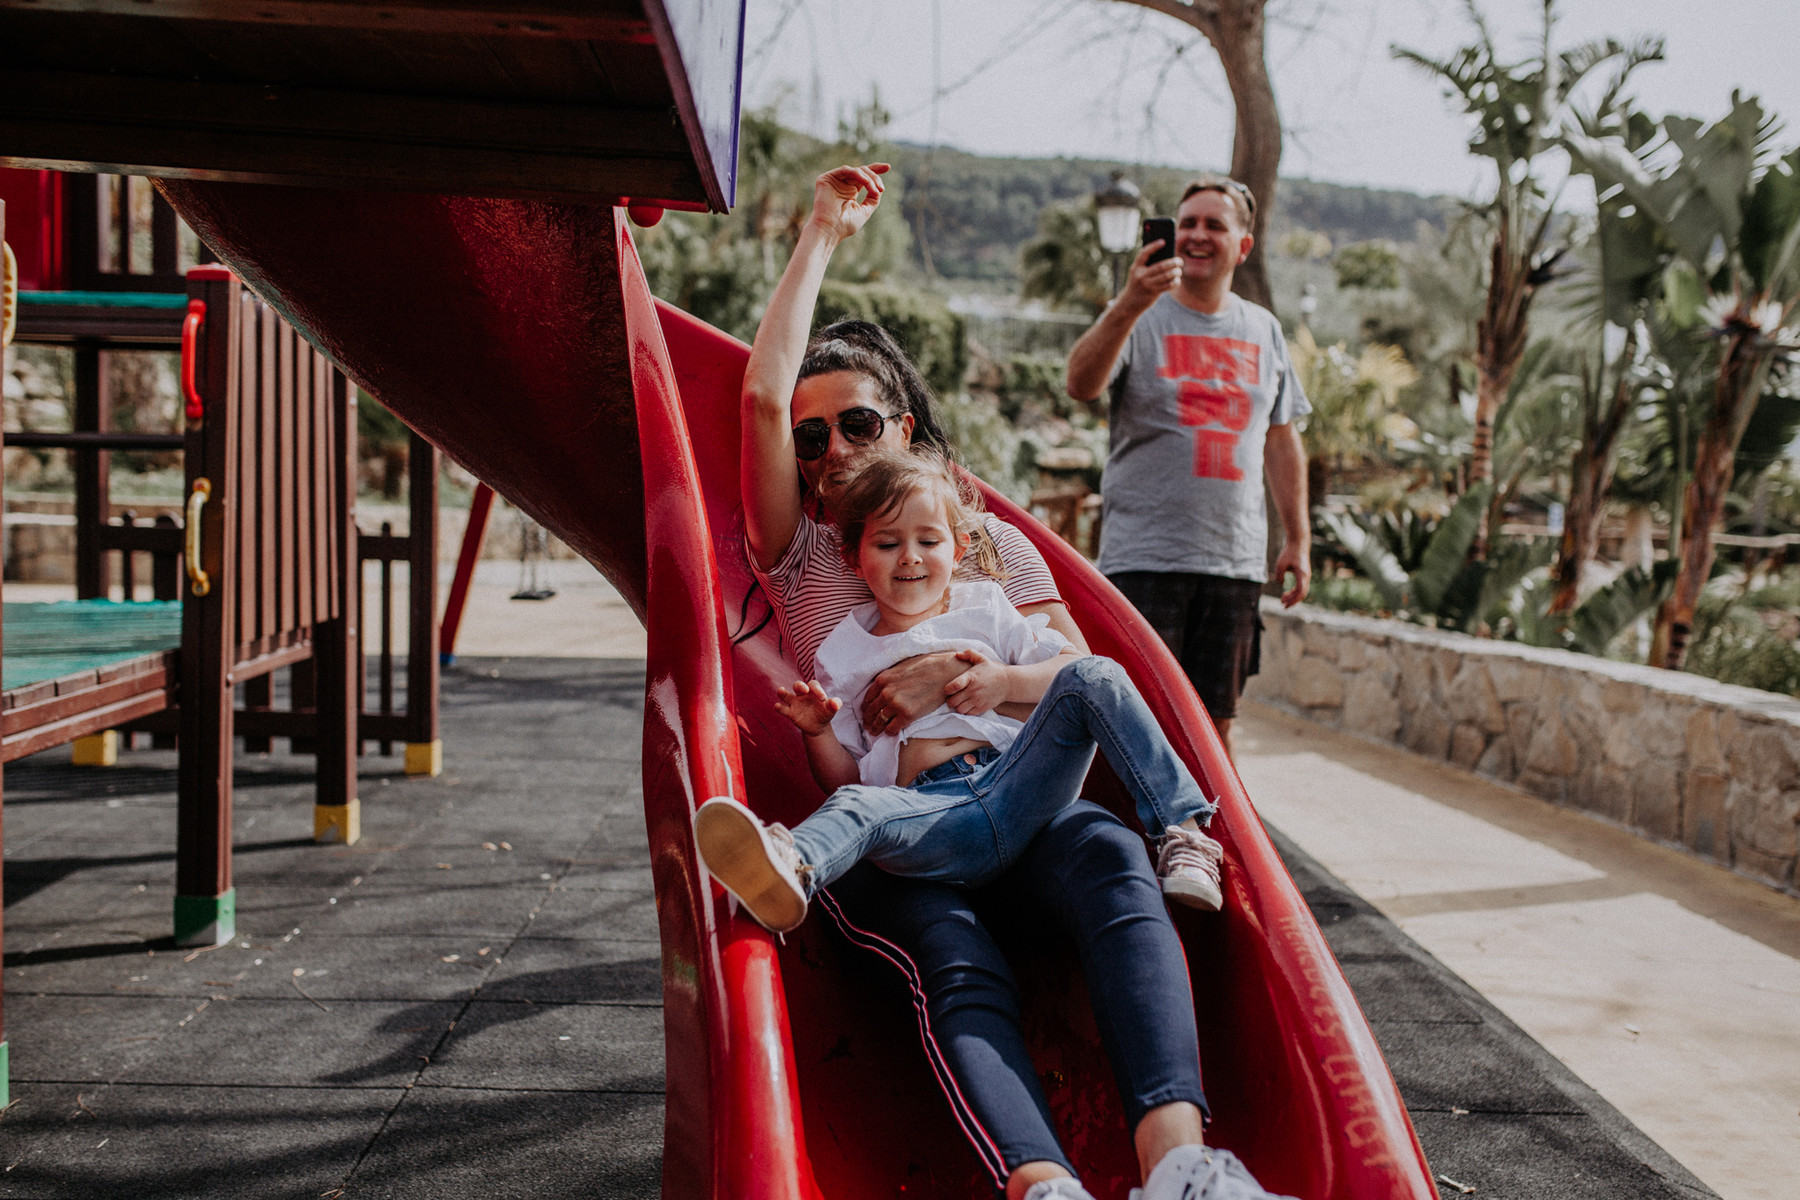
[154,182,1434,1199]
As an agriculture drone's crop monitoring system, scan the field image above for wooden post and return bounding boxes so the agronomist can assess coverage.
[404,430,441,776]
[311,374,360,841]
[174,267,238,947]
[1,196,11,1107]
[72,343,112,599]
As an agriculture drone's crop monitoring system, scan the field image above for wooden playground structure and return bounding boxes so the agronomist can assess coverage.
[2,170,446,1103]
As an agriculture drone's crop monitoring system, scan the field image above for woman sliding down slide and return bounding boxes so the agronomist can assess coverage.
[718,162,1294,1200]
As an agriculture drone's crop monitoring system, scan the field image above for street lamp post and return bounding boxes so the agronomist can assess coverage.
[1094,171,1141,294]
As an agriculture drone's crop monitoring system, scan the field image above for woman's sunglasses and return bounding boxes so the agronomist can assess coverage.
[791,407,900,461]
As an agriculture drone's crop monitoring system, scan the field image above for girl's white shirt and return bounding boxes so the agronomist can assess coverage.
[813,579,1074,787]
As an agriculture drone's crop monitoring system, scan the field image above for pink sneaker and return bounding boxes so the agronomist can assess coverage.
[1157,824,1224,911]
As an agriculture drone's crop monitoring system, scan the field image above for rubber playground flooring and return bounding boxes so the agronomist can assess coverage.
[0,653,1718,1198]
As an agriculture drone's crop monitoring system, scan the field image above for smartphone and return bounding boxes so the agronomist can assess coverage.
[1142,217,1176,264]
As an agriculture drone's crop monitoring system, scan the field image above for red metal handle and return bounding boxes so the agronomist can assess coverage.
[181,297,207,423]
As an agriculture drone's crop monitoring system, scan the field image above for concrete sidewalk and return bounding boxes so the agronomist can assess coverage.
[1239,702,1800,1200]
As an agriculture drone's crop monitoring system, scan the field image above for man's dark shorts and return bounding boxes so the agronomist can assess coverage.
[1106,571,1263,722]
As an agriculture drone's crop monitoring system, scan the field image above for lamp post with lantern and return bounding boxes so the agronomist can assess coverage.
[1093,171,1141,294]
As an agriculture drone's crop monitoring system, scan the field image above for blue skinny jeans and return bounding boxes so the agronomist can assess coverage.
[819,800,1211,1188]
[789,656,1217,896]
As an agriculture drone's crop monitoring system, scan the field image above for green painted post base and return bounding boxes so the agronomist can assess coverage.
[0,1040,9,1108]
[173,890,236,947]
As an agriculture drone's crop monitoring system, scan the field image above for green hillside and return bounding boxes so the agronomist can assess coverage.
[885,142,1460,283]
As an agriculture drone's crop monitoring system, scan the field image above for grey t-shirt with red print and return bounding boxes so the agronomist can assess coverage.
[1095,292,1310,582]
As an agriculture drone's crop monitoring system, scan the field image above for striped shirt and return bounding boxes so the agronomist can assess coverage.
[751,513,1063,681]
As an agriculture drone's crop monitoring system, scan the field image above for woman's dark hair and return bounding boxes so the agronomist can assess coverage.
[797,319,953,453]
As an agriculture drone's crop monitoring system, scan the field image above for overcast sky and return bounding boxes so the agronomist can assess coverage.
[743,0,1800,202]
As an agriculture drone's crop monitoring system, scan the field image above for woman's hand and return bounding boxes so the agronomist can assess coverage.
[809,164,889,242]
[943,650,1011,716]
[860,650,969,735]
[775,680,842,737]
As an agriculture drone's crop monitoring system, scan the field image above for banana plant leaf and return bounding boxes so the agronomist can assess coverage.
[1569,560,1680,655]
[1412,482,1494,614]
[1316,508,1409,609]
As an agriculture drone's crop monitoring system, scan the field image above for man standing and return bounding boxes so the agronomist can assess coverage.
[1066,176,1310,758]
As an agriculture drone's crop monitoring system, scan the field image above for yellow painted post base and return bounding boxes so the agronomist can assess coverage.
[72,730,118,766]
[314,799,361,844]
[404,740,443,777]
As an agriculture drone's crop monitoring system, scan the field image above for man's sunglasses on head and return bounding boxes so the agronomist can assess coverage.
[791,407,900,461]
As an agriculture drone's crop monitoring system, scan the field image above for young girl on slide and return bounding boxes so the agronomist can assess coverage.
[695,446,1225,936]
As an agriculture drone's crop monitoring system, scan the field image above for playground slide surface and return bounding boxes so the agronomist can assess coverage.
[154,182,1435,1199]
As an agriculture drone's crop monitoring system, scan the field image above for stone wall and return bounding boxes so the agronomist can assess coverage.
[1247,601,1800,895]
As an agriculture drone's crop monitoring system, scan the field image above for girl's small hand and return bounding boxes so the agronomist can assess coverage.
[775,679,842,736]
[810,164,889,241]
[944,650,1009,715]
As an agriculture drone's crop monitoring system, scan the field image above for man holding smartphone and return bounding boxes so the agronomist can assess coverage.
[1065,176,1311,758]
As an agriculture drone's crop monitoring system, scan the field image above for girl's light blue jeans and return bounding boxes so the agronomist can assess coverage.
[788,655,1215,896]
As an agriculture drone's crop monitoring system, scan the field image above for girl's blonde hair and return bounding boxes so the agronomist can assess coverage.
[831,446,1007,580]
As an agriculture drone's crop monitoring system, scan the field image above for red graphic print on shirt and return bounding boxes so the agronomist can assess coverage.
[1159,335,1261,481]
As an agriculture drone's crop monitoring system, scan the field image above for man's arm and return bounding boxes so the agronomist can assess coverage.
[1065,242,1178,402]
[1264,421,1312,607]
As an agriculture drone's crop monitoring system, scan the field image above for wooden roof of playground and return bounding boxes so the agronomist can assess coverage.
[0,0,742,211]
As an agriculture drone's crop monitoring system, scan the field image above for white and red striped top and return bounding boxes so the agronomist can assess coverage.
[751,513,1063,681]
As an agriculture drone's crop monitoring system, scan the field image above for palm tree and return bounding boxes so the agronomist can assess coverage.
[1566,95,1800,668]
[1396,0,1662,555]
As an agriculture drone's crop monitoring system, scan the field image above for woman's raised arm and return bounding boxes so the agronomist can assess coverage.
[741,163,889,569]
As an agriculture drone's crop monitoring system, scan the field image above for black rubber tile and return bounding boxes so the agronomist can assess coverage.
[5,994,202,1084]
[1410,1110,1714,1200]
[1371,1020,1584,1115]
[0,1082,400,1200]
[424,1000,664,1092]
[5,930,276,997]
[178,935,507,1001]
[1334,955,1485,1024]
[524,884,659,941]
[318,879,544,937]
[347,1087,661,1199]
[116,997,463,1089]
[1308,904,1407,960]
[478,938,662,1003]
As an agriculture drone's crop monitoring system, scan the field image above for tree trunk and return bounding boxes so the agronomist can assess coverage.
[1469,219,1535,556]
[1551,347,1635,614]
[1113,0,1279,310]
[1654,333,1767,670]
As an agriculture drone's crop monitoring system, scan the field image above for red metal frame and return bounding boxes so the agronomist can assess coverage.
[438,480,494,662]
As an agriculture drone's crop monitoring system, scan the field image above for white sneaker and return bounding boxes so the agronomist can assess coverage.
[694,797,811,933]
[1131,1146,1297,1200]
[1157,824,1224,911]
[1023,1178,1098,1200]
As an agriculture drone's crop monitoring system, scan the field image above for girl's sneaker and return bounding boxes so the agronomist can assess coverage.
[1131,1146,1297,1200]
[694,797,811,933]
[1157,824,1224,911]
[1023,1179,1098,1200]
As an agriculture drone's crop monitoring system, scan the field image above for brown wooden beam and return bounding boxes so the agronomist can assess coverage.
[0,69,705,205]
[0,1,655,41]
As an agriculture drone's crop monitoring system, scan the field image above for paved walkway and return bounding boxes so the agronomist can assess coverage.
[1238,703,1800,1200]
